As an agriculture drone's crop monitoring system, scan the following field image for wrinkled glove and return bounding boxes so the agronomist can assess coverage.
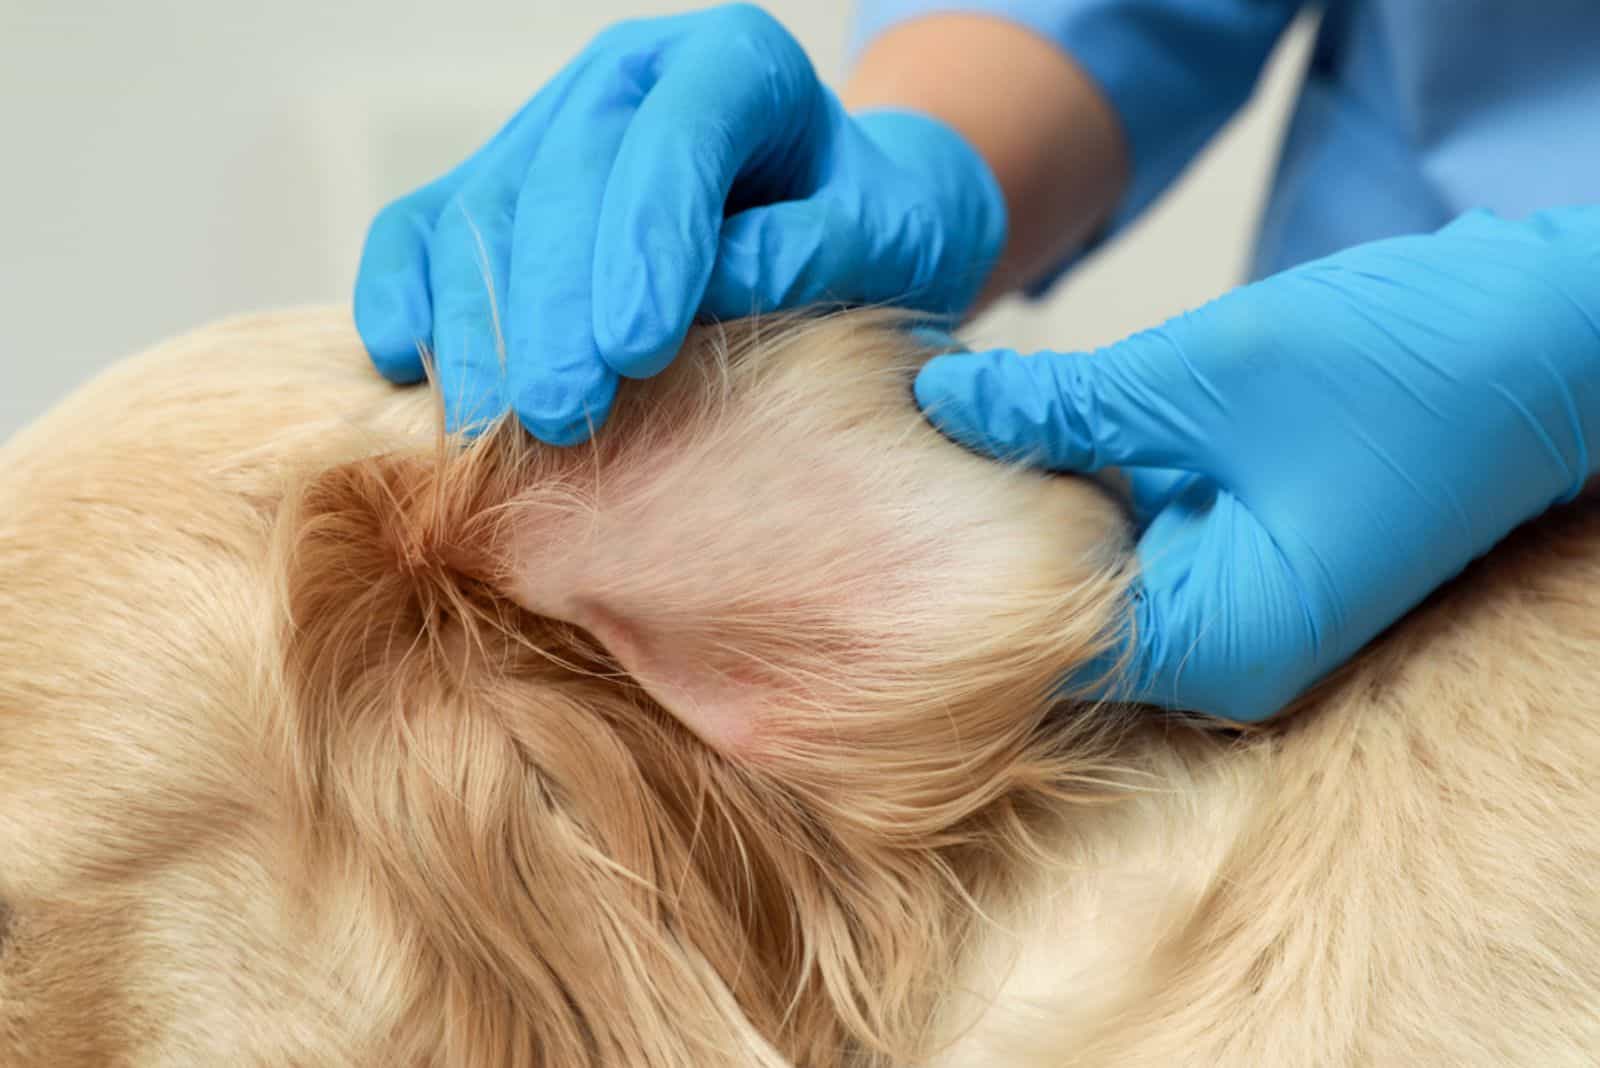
[353,2,1005,443]
[915,206,1600,722]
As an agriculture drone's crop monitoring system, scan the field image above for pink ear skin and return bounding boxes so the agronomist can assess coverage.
[492,313,1130,774]
[498,446,1124,769]
[555,599,764,755]
[500,501,862,762]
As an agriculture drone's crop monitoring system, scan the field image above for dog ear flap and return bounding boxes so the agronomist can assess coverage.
[498,439,1130,802]
[499,482,873,760]
[493,311,1134,833]
[544,598,784,755]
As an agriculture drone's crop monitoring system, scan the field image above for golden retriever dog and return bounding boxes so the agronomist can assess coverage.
[1,307,1597,1067]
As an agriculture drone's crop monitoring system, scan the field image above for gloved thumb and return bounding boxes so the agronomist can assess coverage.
[913,331,1219,474]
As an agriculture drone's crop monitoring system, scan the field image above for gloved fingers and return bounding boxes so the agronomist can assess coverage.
[1056,570,1165,707]
[591,4,821,377]
[1061,486,1224,715]
[350,14,677,397]
[418,39,661,435]
[351,68,586,390]
[1132,481,1317,723]
[351,58,590,386]
[426,173,521,434]
[354,173,466,384]
[699,195,871,319]
[1060,471,1226,711]
[913,340,1214,473]
[1120,468,1201,530]
[847,109,1006,314]
[502,45,651,445]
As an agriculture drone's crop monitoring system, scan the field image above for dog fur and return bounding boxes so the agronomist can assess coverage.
[0,307,1596,1066]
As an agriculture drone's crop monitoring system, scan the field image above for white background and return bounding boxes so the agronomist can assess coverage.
[1,1,1313,438]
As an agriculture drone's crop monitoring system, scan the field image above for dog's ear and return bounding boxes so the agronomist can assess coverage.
[498,313,1134,836]
[528,593,791,756]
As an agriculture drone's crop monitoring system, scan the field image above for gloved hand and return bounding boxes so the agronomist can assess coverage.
[353,2,1005,443]
[915,206,1600,722]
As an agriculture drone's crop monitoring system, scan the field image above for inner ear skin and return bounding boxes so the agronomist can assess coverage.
[563,598,767,755]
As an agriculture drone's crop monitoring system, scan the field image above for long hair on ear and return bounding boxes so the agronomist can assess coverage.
[269,309,1142,1067]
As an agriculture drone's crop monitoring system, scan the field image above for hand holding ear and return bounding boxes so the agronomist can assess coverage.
[917,207,1600,722]
[353,3,1004,444]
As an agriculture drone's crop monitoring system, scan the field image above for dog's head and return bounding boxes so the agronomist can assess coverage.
[0,309,1131,1066]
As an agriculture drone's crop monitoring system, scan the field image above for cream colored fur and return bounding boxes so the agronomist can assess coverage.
[0,307,1597,1066]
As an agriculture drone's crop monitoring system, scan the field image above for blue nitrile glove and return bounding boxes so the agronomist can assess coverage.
[915,206,1600,722]
[353,3,1005,443]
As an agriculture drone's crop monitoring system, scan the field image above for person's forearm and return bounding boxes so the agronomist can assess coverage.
[843,14,1129,307]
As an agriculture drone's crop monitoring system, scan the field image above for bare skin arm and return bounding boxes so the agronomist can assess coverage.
[844,14,1130,306]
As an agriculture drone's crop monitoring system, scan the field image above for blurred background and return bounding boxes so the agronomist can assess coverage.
[2,1,1313,439]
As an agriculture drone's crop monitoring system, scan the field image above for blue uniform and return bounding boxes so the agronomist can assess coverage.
[855,0,1600,282]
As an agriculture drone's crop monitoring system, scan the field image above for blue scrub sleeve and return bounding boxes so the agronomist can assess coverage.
[852,0,1306,291]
